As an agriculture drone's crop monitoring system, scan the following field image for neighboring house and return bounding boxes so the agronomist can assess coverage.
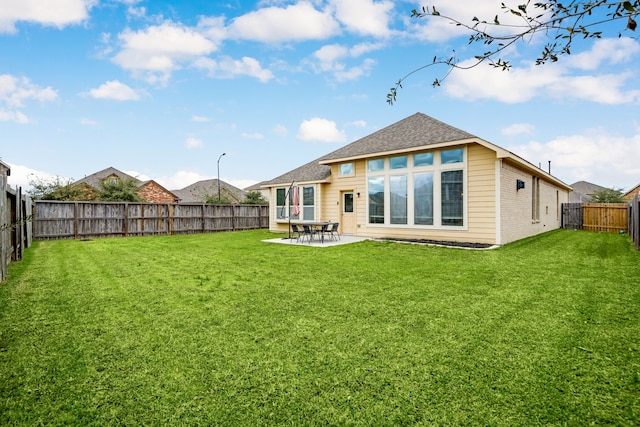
[623,183,640,202]
[172,179,246,203]
[74,167,179,203]
[569,181,608,203]
[261,112,572,246]
[244,181,270,203]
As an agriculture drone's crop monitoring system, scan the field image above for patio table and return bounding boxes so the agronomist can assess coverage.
[291,221,331,243]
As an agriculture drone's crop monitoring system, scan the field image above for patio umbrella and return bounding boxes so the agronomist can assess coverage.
[292,185,300,216]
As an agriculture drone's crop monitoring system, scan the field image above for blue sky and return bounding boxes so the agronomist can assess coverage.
[2,0,639,193]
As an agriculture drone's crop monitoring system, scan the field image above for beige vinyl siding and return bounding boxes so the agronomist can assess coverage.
[320,161,367,233]
[464,144,497,244]
[355,143,497,245]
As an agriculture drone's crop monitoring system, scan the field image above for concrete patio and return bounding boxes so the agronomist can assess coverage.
[263,234,368,247]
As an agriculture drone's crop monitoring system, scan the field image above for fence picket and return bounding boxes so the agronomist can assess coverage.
[33,201,269,240]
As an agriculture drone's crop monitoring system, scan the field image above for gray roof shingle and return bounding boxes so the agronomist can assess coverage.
[262,113,476,187]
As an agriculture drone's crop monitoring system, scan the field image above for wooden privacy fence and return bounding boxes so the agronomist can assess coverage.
[562,203,628,232]
[34,201,269,240]
[1,180,33,282]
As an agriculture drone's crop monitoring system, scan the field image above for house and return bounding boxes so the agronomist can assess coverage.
[261,113,572,246]
[623,183,640,202]
[569,181,608,203]
[244,181,270,202]
[74,167,179,203]
[172,179,246,203]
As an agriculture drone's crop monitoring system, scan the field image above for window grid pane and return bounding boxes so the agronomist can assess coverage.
[368,177,385,224]
[414,172,434,225]
[390,156,407,169]
[390,175,407,224]
[441,170,463,226]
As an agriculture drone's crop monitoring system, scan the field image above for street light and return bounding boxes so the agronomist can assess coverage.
[217,152,226,203]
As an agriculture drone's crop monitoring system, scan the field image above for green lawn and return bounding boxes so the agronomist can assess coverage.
[1,229,639,426]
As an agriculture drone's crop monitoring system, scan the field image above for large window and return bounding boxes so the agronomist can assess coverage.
[303,186,314,220]
[414,172,433,225]
[368,176,385,223]
[367,148,465,227]
[276,185,314,220]
[390,175,407,224]
[441,170,463,226]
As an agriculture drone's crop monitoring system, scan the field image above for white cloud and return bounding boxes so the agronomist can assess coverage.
[0,0,94,34]
[80,117,98,126]
[567,37,640,71]
[0,74,58,107]
[0,74,57,123]
[502,123,534,136]
[512,128,640,189]
[241,132,264,140]
[194,56,274,82]
[112,21,219,85]
[4,163,60,191]
[443,38,640,104]
[297,117,346,142]
[311,43,379,81]
[272,124,288,136]
[191,115,211,123]
[330,0,393,37]
[0,110,29,123]
[228,1,340,43]
[185,137,204,149]
[346,119,367,128]
[87,80,140,101]
[409,0,542,42]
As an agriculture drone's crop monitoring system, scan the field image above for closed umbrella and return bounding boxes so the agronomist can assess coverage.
[292,185,300,217]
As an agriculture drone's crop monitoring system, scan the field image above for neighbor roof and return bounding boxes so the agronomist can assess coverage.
[172,179,246,203]
[74,167,141,188]
[569,181,608,203]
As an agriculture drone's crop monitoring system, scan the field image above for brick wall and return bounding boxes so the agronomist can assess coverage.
[137,181,178,203]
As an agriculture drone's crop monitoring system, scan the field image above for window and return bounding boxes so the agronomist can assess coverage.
[339,163,353,176]
[277,185,315,220]
[390,155,407,169]
[366,147,465,227]
[414,172,433,225]
[441,148,463,164]
[532,177,540,222]
[441,170,463,226]
[276,188,286,219]
[390,175,407,224]
[368,176,385,223]
[414,152,433,167]
[368,159,384,172]
[303,186,314,220]
[344,193,354,213]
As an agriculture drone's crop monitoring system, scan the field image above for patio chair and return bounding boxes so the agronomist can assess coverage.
[290,224,305,242]
[326,222,340,241]
[301,224,318,243]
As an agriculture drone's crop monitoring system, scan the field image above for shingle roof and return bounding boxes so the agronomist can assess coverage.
[73,167,141,188]
[262,113,476,187]
[569,180,608,203]
[172,179,246,203]
[319,112,476,162]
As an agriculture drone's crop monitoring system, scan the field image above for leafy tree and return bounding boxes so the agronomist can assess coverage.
[388,1,639,104]
[590,187,626,202]
[98,178,144,202]
[204,193,234,204]
[242,191,268,205]
[27,175,89,200]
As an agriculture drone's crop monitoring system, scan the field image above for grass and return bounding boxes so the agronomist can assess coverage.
[0,229,639,426]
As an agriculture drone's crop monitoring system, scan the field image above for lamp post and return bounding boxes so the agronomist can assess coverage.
[217,152,226,203]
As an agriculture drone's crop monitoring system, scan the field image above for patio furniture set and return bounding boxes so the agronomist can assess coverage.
[290,222,340,244]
